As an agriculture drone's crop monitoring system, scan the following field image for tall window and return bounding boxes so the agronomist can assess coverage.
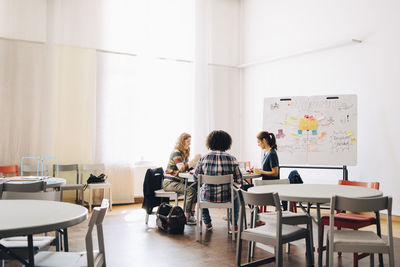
[96,54,193,166]
[95,0,195,167]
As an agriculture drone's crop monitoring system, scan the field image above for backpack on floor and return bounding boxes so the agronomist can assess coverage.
[156,203,186,234]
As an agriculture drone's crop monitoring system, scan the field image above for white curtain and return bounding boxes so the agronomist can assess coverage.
[0,0,198,202]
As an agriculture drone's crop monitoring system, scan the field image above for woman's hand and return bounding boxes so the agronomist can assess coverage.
[253,168,263,174]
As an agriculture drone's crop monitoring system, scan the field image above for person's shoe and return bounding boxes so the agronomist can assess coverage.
[256,220,265,226]
[205,223,213,231]
[228,226,238,234]
[186,216,197,225]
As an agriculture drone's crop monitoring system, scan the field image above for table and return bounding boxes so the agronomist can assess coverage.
[2,176,66,190]
[249,184,383,266]
[0,199,88,266]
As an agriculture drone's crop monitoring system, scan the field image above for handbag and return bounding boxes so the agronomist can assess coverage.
[87,173,106,184]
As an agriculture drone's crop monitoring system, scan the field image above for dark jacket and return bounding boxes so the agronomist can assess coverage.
[288,170,303,184]
[142,167,169,214]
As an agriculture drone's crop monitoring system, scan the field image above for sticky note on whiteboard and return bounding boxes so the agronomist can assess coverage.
[347,130,353,136]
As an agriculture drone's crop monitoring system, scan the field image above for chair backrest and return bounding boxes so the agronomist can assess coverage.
[53,164,80,183]
[0,181,61,200]
[0,165,19,177]
[198,174,233,185]
[338,179,380,189]
[254,179,290,186]
[2,181,47,192]
[331,195,390,214]
[239,189,279,208]
[86,199,109,267]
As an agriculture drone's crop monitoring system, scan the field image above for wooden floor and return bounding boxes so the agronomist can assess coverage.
[4,202,400,266]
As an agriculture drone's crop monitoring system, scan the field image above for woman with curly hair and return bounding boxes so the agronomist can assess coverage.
[193,130,242,232]
[163,133,201,224]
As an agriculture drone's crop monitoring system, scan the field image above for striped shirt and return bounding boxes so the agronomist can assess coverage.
[193,151,242,203]
[165,150,189,179]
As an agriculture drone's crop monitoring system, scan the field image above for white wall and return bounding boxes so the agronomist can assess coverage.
[240,0,400,214]
[207,0,241,157]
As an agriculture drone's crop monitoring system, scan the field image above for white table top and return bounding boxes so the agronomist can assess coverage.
[2,176,66,188]
[0,200,88,238]
[249,184,383,203]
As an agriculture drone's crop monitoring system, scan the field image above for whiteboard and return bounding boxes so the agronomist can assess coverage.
[263,94,357,166]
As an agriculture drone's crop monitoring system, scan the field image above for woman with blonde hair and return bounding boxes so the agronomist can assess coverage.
[163,133,201,224]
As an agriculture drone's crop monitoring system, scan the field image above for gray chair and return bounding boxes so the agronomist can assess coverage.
[236,189,314,267]
[326,195,394,267]
[54,164,84,205]
[33,199,109,267]
[196,174,235,241]
[0,181,61,267]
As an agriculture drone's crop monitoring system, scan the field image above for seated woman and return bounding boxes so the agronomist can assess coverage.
[193,130,242,231]
[253,131,279,180]
[163,133,201,225]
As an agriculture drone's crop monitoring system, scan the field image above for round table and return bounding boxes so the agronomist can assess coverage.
[0,200,87,266]
[3,176,66,189]
[249,184,382,266]
[249,184,382,202]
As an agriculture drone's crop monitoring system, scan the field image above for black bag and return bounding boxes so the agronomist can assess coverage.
[156,203,186,234]
[87,173,106,184]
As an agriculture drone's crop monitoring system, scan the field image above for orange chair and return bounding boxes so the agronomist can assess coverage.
[321,180,381,267]
[0,165,19,177]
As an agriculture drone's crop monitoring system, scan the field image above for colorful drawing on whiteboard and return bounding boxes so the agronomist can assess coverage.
[276,129,285,139]
[318,131,327,140]
[263,95,357,166]
[298,115,318,135]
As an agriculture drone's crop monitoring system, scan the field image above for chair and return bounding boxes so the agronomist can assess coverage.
[143,167,181,224]
[254,179,297,212]
[326,195,394,267]
[80,164,112,212]
[196,174,235,241]
[0,181,61,267]
[321,180,381,267]
[33,199,109,267]
[0,165,19,177]
[54,164,84,205]
[236,189,314,267]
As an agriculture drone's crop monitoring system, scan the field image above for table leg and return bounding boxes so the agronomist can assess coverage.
[249,208,256,258]
[183,178,188,212]
[27,234,34,267]
[316,203,322,267]
[63,228,69,252]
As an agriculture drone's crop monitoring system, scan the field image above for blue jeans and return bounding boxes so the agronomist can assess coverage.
[202,190,239,226]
